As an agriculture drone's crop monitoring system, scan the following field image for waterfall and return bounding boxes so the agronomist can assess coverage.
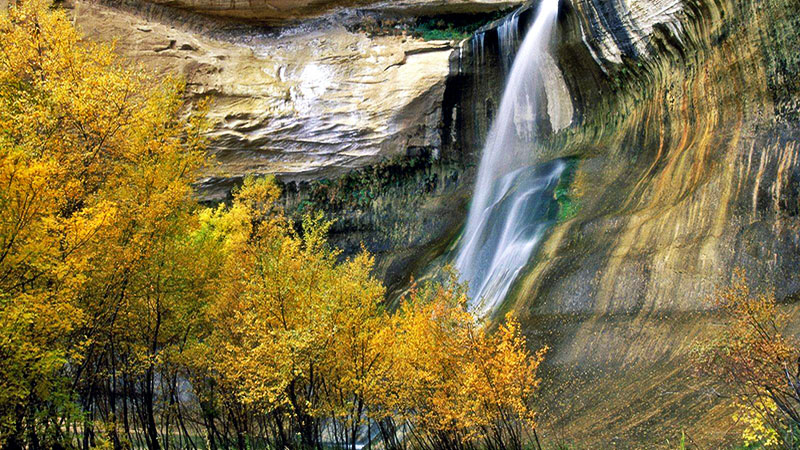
[455,0,563,315]
[497,10,520,74]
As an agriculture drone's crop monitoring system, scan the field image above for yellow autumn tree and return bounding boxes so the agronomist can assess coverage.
[0,3,550,450]
[694,270,800,449]
[371,278,547,450]
[182,179,549,450]
[0,0,209,447]
[190,176,386,450]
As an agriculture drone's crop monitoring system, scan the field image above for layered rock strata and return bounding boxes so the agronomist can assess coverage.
[447,0,800,445]
[73,0,457,202]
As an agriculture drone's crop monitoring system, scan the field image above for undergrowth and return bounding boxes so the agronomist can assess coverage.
[413,8,515,41]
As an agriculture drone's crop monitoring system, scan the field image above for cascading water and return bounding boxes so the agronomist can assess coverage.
[497,10,520,74]
[455,0,563,315]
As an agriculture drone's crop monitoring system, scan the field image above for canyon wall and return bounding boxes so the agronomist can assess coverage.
[448,0,800,445]
[72,0,481,291]
[67,0,800,445]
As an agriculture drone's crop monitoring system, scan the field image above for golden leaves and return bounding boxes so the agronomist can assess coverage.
[694,269,800,447]
[197,175,385,418]
[1,0,209,443]
[373,280,546,445]
[195,180,547,448]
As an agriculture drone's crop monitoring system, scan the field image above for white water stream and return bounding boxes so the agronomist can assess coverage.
[456,0,563,315]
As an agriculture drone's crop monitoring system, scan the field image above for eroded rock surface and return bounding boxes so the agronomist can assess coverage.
[74,1,456,202]
[70,0,476,293]
[142,0,523,22]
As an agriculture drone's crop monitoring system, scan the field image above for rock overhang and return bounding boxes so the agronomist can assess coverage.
[140,0,525,23]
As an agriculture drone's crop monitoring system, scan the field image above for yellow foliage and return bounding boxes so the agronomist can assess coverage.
[695,269,800,449]
[0,2,548,449]
[192,184,547,450]
[373,278,546,447]
[192,176,386,446]
[732,398,780,448]
[0,0,208,445]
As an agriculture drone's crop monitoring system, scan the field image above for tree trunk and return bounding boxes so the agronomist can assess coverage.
[143,367,161,450]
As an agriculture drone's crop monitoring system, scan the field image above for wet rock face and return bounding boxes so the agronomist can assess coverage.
[451,0,800,445]
[452,0,800,338]
[523,0,800,332]
[142,0,523,22]
[571,0,684,66]
[280,153,472,292]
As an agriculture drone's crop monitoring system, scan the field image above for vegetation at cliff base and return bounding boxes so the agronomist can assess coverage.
[694,270,800,449]
[0,2,547,450]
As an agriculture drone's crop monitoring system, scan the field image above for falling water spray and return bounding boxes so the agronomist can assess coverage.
[456,0,563,315]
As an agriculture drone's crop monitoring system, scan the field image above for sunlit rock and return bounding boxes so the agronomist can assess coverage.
[74,1,454,202]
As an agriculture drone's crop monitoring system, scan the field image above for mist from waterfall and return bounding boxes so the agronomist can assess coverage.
[455,0,563,315]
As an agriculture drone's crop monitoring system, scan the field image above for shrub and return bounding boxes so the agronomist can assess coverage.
[694,270,800,449]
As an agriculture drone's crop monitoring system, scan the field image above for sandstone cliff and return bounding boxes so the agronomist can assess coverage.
[72,1,462,203]
[447,0,800,445]
[67,0,800,445]
[71,0,478,290]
